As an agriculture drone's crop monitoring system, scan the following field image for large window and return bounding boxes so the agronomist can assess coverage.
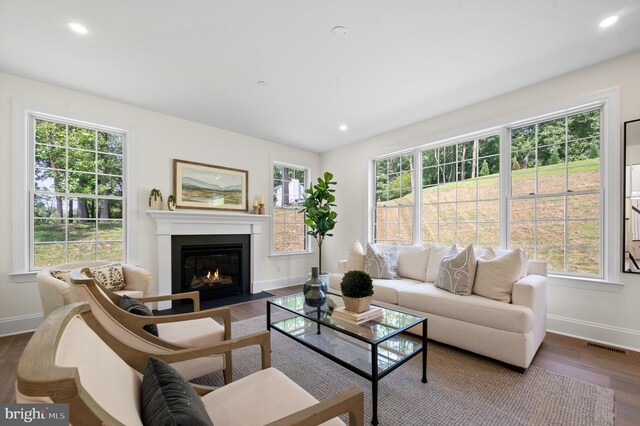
[509,109,601,276]
[272,162,308,254]
[422,135,500,246]
[370,103,610,280]
[32,117,125,268]
[374,153,414,245]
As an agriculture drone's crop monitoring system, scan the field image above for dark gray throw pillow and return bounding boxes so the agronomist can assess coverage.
[141,357,213,426]
[118,295,159,336]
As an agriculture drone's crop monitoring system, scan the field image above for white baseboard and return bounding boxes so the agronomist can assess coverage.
[547,314,640,352]
[252,275,307,294]
[0,313,43,337]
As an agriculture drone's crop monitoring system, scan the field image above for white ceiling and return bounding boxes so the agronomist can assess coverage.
[1,1,640,153]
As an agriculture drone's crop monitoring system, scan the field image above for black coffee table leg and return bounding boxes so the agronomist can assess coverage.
[266,302,271,331]
[316,307,321,334]
[422,318,428,383]
[371,344,379,425]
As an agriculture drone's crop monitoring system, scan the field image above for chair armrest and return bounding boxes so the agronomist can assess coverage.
[338,260,347,273]
[122,264,153,295]
[265,387,365,426]
[139,291,201,311]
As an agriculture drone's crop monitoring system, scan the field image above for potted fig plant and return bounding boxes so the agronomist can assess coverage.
[300,172,337,277]
[148,188,163,210]
[340,270,374,313]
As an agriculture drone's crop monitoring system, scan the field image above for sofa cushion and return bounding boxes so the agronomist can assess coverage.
[370,278,422,304]
[119,295,158,337]
[345,240,365,272]
[397,245,430,281]
[434,245,477,296]
[473,249,523,303]
[141,357,213,426]
[90,262,126,290]
[201,367,344,426]
[425,246,454,282]
[397,283,533,333]
[364,243,399,279]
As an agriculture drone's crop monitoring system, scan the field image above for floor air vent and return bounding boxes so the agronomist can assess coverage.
[586,342,627,355]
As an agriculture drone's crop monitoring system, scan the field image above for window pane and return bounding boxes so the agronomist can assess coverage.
[568,165,599,192]
[458,140,475,161]
[98,199,123,219]
[422,150,437,168]
[34,194,64,219]
[568,110,600,141]
[66,197,96,219]
[568,221,599,246]
[512,171,536,196]
[538,143,566,168]
[423,223,438,241]
[35,144,66,169]
[98,242,123,261]
[457,223,477,243]
[35,120,66,146]
[98,220,123,240]
[512,149,536,170]
[568,137,599,163]
[97,132,123,155]
[439,203,456,222]
[568,194,599,219]
[98,175,123,196]
[422,185,438,204]
[476,200,499,222]
[478,155,499,176]
[34,219,65,242]
[567,247,599,275]
[536,197,564,220]
[537,222,565,246]
[439,224,456,242]
[511,199,535,221]
[422,166,439,187]
[68,242,96,262]
[97,153,123,175]
[511,125,535,151]
[478,135,500,157]
[68,149,96,173]
[35,169,66,193]
[439,145,455,164]
[68,126,95,150]
[477,176,499,199]
[68,220,96,241]
[537,246,565,272]
[34,243,66,268]
[68,172,96,194]
[538,117,566,145]
[538,168,566,194]
[478,222,500,245]
[457,177,477,201]
[511,222,535,245]
[422,203,438,221]
[457,201,476,222]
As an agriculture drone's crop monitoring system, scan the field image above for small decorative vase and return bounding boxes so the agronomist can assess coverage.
[167,199,176,211]
[304,267,327,307]
[150,198,162,210]
[342,295,373,313]
[303,267,328,295]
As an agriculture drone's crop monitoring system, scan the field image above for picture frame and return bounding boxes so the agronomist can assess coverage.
[173,159,249,212]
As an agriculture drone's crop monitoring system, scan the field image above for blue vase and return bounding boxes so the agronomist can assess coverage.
[304,267,327,308]
[303,266,328,295]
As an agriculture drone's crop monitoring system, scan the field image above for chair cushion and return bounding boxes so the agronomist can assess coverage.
[364,243,399,279]
[396,245,430,281]
[119,295,159,337]
[397,283,533,333]
[157,317,225,347]
[141,357,213,426]
[90,262,126,290]
[345,240,365,272]
[201,367,344,426]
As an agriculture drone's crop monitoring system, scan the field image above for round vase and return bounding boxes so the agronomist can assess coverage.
[304,266,327,307]
[303,266,328,295]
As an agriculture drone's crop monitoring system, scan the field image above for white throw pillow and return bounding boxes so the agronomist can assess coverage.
[396,245,430,281]
[434,244,477,296]
[472,249,523,303]
[345,240,365,272]
[425,245,453,282]
[364,243,399,279]
[90,262,125,291]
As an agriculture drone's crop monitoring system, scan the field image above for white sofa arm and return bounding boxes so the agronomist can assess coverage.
[337,260,347,273]
[512,274,547,348]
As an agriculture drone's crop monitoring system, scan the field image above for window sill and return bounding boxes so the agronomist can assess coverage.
[269,251,314,260]
[10,271,38,283]
[548,274,623,293]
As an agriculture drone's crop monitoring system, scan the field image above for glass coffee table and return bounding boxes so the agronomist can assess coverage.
[267,293,427,425]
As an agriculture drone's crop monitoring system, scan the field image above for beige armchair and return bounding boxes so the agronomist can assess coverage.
[36,261,152,318]
[16,303,365,426]
[69,268,233,382]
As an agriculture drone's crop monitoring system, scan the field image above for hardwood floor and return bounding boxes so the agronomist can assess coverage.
[1,285,639,425]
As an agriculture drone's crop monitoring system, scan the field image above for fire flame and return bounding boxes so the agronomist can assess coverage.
[206,269,220,281]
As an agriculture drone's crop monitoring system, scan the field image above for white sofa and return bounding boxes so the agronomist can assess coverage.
[329,245,548,370]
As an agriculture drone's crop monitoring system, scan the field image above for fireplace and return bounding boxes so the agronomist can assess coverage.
[171,234,250,305]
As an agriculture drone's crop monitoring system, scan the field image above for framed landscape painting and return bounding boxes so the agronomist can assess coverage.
[173,159,248,211]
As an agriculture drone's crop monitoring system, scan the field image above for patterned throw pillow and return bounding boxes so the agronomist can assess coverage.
[364,243,399,279]
[90,262,125,290]
[434,244,477,296]
[345,240,365,272]
[49,269,71,284]
[472,249,524,303]
[119,295,158,336]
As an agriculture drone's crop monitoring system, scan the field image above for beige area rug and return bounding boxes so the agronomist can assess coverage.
[194,315,614,426]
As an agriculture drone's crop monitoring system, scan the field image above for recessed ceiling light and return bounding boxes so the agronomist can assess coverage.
[331,26,349,39]
[339,124,348,131]
[599,15,619,28]
[257,80,268,87]
[68,22,88,35]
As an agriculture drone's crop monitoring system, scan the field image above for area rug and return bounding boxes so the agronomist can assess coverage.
[194,315,614,426]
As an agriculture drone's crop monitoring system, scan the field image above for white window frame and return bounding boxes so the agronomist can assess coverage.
[269,159,312,257]
[10,100,138,282]
[367,87,621,287]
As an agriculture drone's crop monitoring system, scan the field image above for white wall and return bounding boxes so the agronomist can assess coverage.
[0,72,319,335]
[321,50,640,351]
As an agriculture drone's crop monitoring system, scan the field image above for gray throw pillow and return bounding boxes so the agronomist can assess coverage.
[434,244,477,296]
[364,243,399,279]
[119,295,159,336]
[141,357,213,426]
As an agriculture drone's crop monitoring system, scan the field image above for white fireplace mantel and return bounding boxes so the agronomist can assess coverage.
[147,210,270,309]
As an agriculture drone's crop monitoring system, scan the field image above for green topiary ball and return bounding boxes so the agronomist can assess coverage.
[340,270,374,298]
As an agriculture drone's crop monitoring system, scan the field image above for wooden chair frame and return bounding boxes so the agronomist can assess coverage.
[70,268,234,382]
[17,303,365,426]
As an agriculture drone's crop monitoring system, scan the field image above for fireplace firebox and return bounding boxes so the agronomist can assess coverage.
[171,234,250,306]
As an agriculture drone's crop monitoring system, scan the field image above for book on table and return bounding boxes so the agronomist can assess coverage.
[332,306,383,324]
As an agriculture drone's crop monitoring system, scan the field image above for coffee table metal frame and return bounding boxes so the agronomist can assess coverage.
[267,293,427,425]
